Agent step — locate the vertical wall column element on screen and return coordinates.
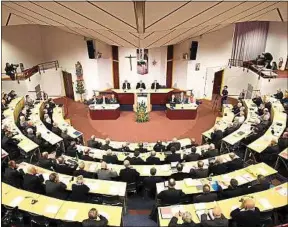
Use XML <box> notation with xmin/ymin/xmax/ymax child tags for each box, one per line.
<box><xmin>166</xmin><ymin>45</ymin><xmax>173</xmax><ymax>88</ymax></box>
<box><xmin>112</xmin><ymin>45</ymin><xmax>120</xmax><ymax>89</ymax></box>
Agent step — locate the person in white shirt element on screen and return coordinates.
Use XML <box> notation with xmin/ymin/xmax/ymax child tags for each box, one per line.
<box><xmin>234</xmin><ymin>111</ymin><xmax>245</xmax><ymax>124</ymax></box>
<box><xmin>260</xmin><ymin>108</ymin><xmax>270</xmax><ymax>121</ymax></box>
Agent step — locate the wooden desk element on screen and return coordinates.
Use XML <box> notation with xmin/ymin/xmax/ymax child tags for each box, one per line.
<box><xmin>166</xmin><ymin>104</ymin><xmax>198</xmax><ymax>120</ymax></box>
<box><xmin>275</xmin><ymin>148</ymin><xmax>288</xmax><ymax>171</ymax></box>
<box><xmin>89</xmin><ymin>104</ymin><xmax>120</xmax><ymax>120</ymax></box>
<box><xmin>158</xmin><ymin>182</ymin><xmax>287</xmax><ymax>226</ymax></box>
<box><xmin>2</xmin><ymin>97</ymin><xmax>39</xmax><ymax>153</ymax></box>
<box><xmin>29</xmin><ymin>101</ymin><xmax>63</xmax><ymax>145</ymax></box>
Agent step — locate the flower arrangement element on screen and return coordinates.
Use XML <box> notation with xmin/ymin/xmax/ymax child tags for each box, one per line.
<box><xmin>136</xmin><ymin>101</ymin><xmax>149</xmax><ymax>123</ymax></box>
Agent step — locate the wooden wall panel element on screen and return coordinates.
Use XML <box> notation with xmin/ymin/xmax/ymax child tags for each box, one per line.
<box><xmin>166</xmin><ymin>45</ymin><xmax>173</xmax><ymax>88</ymax></box>
<box><xmin>112</xmin><ymin>45</ymin><xmax>120</xmax><ymax>89</ymax></box>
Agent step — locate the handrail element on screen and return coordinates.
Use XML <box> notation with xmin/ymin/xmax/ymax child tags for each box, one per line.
<box><xmin>38</xmin><ymin>60</ymin><xmax>59</xmax><ymax>74</ymax></box>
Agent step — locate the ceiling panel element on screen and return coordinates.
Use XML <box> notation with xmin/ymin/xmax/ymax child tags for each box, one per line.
<box><xmin>2</xmin><ymin>6</ymin><xmax>11</xmax><ymax>26</ymax></box>
<box><xmin>97</xmin><ymin>30</ymin><xmax>137</xmax><ymax>47</ymax></box>
<box><xmin>8</xmin><ymin>14</ymin><xmax>35</xmax><ymax>26</ymax></box>
<box><xmin>141</xmin><ymin>30</ymin><xmax>172</xmax><ymax>48</ymax></box>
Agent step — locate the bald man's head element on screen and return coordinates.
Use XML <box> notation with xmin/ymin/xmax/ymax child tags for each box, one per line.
<box><xmin>101</xmin><ymin>161</ymin><xmax>107</xmax><ymax>169</ymax></box>
<box><xmin>197</xmin><ymin>160</ymin><xmax>204</xmax><ymax>169</ymax></box>
<box><xmin>168</xmin><ymin>178</ymin><xmax>176</xmax><ymax>188</ymax></box>
<box><xmin>244</xmin><ymin>198</ymin><xmax>255</xmax><ymax>210</ymax></box>
<box><xmin>124</xmin><ymin>160</ymin><xmax>130</xmax><ymax>168</ymax></box>
<box><xmin>28</xmin><ymin>166</ymin><xmax>37</xmax><ymax>175</ymax></box>
<box><xmin>212</xmin><ymin>207</ymin><xmax>222</xmax><ymax>218</ymax></box>
<box><xmin>151</xmin><ymin>151</ymin><xmax>156</xmax><ymax>157</ymax></box>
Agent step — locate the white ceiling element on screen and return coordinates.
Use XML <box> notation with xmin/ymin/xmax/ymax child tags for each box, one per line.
<box><xmin>2</xmin><ymin>1</ymin><xmax>288</xmax><ymax>48</ymax></box>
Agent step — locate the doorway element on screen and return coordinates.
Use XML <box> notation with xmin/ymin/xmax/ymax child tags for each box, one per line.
<box><xmin>212</xmin><ymin>70</ymin><xmax>224</xmax><ymax>95</ymax></box>
<box><xmin>62</xmin><ymin>71</ymin><xmax>75</xmax><ymax>100</ymax></box>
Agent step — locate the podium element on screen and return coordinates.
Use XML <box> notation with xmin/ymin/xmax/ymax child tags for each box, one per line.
<box><xmin>133</xmin><ymin>90</ymin><xmax>151</xmax><ymax>112</ymax></box>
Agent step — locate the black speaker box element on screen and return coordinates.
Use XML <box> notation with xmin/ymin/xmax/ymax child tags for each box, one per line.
<box><xmin>190</xmin><ymin>41</ymin><xmax>198</xmax><ymax>60</ymax></box>
<box><xmin>86</xmin><ymin>40</ymin><xmax>95</xmax><ymax>59</ymax></box>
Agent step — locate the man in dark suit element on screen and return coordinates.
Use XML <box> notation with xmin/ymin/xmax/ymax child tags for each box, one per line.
<box><xmin>182</xmin><ymin>138</ymin><xmax>198</xmax><ymax>149</ymax></box>
<box><xmin>190</xmin><ymin>161</ymin><xmax>209</xmax><ymax>179</ymax></box>
<box><xmin>169</xmin><ymin>94</ymin><xmax>178</xmax><ymax>104</ymax></box>
<box><xmin>202</xmin><ymin>144</ymin><xmax>218</xmax><ymax>159</ymax></box>
<box><xmin>51</xmin><ymin>123</ymin><xmax>62</xmax><ymax>136</ymax></box>
<box><xmin>87</xmin><ymin>135</ymin><xmax>99</xmax><ymax>148</ymax></box>
<box><xmin>252</xmin><ymin>94</ymin><xmax>263</xmax><ymax>106</ymax></box>
<box><xmin>210</xmin><ymin>127</ymin><xmax>223</xmax><ymax>149</ymax></box>
<box><xmin>242</xmin><ymin>127</ymin><xmax>261</xmax><ymax>145</ymax></box>
<box><xmin>45</xmin><ymin>172</ymin><xmax>67</xmax><ymax>200</ymax></box>
<box><xmin>4</xmin><ymin>160</ymin><xmax>23</xmax><ymax>188</ymax></box>
<box><xmin>274</xmin><ymin>89</ymin><xmax>284</xmax><ymax>100</ymax></box>
<box><xmin>226</xmin><ymin>153</ymin><xmax>243</xmax><ymax>172</ymax></box>
<box><xmin>183</xmin><ymin>146</ymin><xmax>200</xmax><ymax>162</ymax></box>
<box><xmin>223</xmin><ymin>122</ymin><xmax>240</xmax><ymax>137</ymax></box>
<box><xmin>70</xmin><ymin>175</ymin><xmax>90</xmax><ymax>202</ymax></box>
<box><xmin>168</xmin><ymin>211</ymin><xmax>196</xmax><ymax>227</ymax></box>
<box><xmin>230</xmin><ymin>198</ymin><xmax>261</xmax><ymax>227</ymax></box>
<box><xmin>219</xmin><ymin>179</ymin><xmax>245</xmax><ymax>199</ymax></box>
<box><xmin>232</xmin><ymin>102</ymin><xmax>242</xmax><ymax>116</ymax></box>
<box><xmin>108</xmin><ymin>94</ymin><xmax>118</xmax><ymax>104</ymax></box>
<box><xmin>119</xmin><ymin>160</ymin><xmax>140</xmax><ymax>184</ymax></box>
<box><xmin>66</xmin><ymin>141</ymin><xmax>79</xmax><ymax>158</ymax></box>
<box><xmin>119</xmin><ymin>142</ymin><xmax>131</xmax><ymax>153</ymax></box>
<box><xmin>122</xmin><ymin>80</ymin><xmax>131</xmax><ymax>90</ymax></box>
<box><xmin>248</xmin><ymin>175</ymin><xmax>270</xmax><ymax>193</ymax></box>
<box><xmin>73</xmin><ymin>161</ymin><xmax>93</xmax><ymax>178</ymax></box>
<box><xmin>103</xmin><ymin>149</ymin><xmax>119</xmax><ymax>164</ymax></box>
<box><xmin>194</xmin><ymin>184</ymin><xmax>217</xmax><ymax>203</ymax></box>
<box><xmin>260</xmin><ymin>139</ymin><xmax>280</xmax><ymax>164</ymax></box>
<box><xmin>166</xmin><ymin>138</ymin><xmax>181</xmax><ymax>151</ymax></box>
<box><xmin>54</xmin><ymin>156</ymin><xmax>76</xmax><ymax>175</ymax></box>
<box><xmin>165</xmin><ymin>146</ymin><xmax>181</xmax><ymax>163</ymax></box>
<box><xmin>135</xmin><ymin>142</ymin><xmax>148</xmax><ymax>153</ymax></box>
<box><xmin>146</xmin><ymin>151</ymin><xmax>161</xmax><ymax>165</ymax></box>
<box><xmin>1</xmin><ymin>131</ymin><xmax>19</xmax><ymax>155</ymax></box>
<box><xmin>157</xmin><ymin>178</ymin><xmax>185</xmax><ymax>205</ymax></box>
<box><xmin>61</xmin><ymin>128</ymin><xmax>72</xmax><ymax>148</ymax></box>
<box><xmin>201</xmin><ymin>207</ymin><xmax>229</xmax><ymax>227</ymax></box>
<box><xmin>81</xmin><ymin>148</ymin><xmax>95</xmax><ymax>161</ymax></box>
<box><xmin>136</xmin><ymin>80</ymin><xmax>146</xmax><ymax>89</ymax></box>
<box><xmin>82</xmin><ymin>208</ymin><xmax>108</xmax><ymax>227</ymax></box>
<box><xmin>143</xmin><ymin>167</ymin><xmax>164</xmax><ymax>198</ymax></box>
<box><xmin>151</xmin><ymin>80</ymin><xmax>160</xmax><ymax>90</ymax></box>
<box><xmin>101</xmin><ymin>138</ymin><xmax>113</xmax><ymax>151</ymax></box>
<box><xmin>22</xmin><ymin>166</ymin><xmax>45</xmax><ymax>194</ymax></box>
<box><xmin>38</xmin><ymin>152</ymin><xmax>54</xmax><ymax>169</ymax></box>
<box><xmin>208</xmin><ymin>157</ymin><xmax>227</xmax><ymax>176</ymax></box>
<box><xmin>178</xmin><ymin>92</ymin><xmax>188</xmax><ymax>104</ymax></box>
<box><xmin>170</xmin><ymin>163</ymin><xmax>190</xmax><ymax>181</ymax></box>
<box><xmin>127</xmin><ymin>150</ymin><xmax>145</xmax><ymax>165</ymax></box>
<box><xmin>153</xmin><ymin>140</ymin><xmax>166</xmax><ymax>152</ymax></box>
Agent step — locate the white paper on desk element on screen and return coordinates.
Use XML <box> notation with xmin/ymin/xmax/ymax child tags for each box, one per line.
<box><xmin>161</xmin><ymin>165</ymin><xmax>170</xmax><ymax>172</ymax></box>
<box><xmin>184</xmin><ymin>178</ymin><xmax>201</xmax><ymax>187</ymax></box>
<box><xmin>42</xmin><ymin>173</ymin><xmax>50</xmax><ymax>181</ymax></box>
<box><xmin>109</xmin><ymin>187</ymin><xmax>119</xmax><ymax>195</ymax></box>
<box><xmin>60</xmin><ymin>177</ymin><xmax>71</xmax><ymax>186</ymax></box>
<box><xmin>9</xmin><ymin>196</ymin><xmax>24</xmax><ymax>207</ymax></box>
<box><xmin>242</xmin><ymin>173</ymin><xmax>254</xmax><ymax>181</ymax></box>
<box><xmin>234</xmin><ymin>176</ymin><xmax>247</xmax><ymax>184</ymax></box>
<box><xmin>182</xmin><ymin>165</ymin><xmax>190</xmax><ymax>173</ymax></box>
<box><xmin>222</xmin><ymin>175</ymin><xmax>232</xmax><ymax>182</ymax></box>
<box><xmin>194</xmin><ymin>203</ymin><xmax>206</xmax><ymax>210</ymax></box>
<box><xmin>257</xmin><ymin>168</ymin><xmax>268</xmax><ymax>176</ymax></box>
<box><xmin>259</xmin><ymin>198</ymin><xmax>273</xmax><ymax>209</ymax></box>
<box><xmin>171</xmin><ymin>205</ymin><xmax>185</xmax><ymax>214</ymax></box>
<box><xmin>202</xmin><ymin>159</ymin><xmax>209</xmax><ymax>167</ymax></box>
<box><xmin>99</xmin><ymin>212</ymin><xmax>109</xmax><ymax>219</ymax></box>
<box><xmin>143</xmin><ymin>167</ymin><xmax>150</xmax><ymax>175</ymax></box>
<box><xmin>89</xmin><ymin>164</ymin><xmax>97</xmax><ymax>172</ymax></box>
<box><xmin>65</xmin><ymin>209</ymin><xmax>78</xmax><ymax>220</ymax></box>
<box><xmin>86</xmin><ymin>183</ymin><xmax>99</xmax><ymax>191</ymax></box>
<box><xmin>276</xmin><ymin>187</ymin><xmax>287</xmax><ymax>196</ymax></box>
<box><xmin>45</xmin><ymin>205</ymin><xmax>59</xmax><ymax>214</ymax></box>
<box><xmin>157</xmin><ymin>183</ymin><xmax>166</xmax><ymax>193</ymax></box>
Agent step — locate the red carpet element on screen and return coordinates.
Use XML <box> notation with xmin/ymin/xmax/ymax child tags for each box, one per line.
<box><xmin>55</xmin><ymin>98</ymin><xmax>219</xmax><ymax>144</ymax></box>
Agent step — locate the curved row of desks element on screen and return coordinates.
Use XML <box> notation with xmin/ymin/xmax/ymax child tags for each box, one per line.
<box><xmin>156</xmin><ymin>163</ymin><xmax>277</xmax><ymax>195</ymax></box>
<box><xmin>2</xmin><ymin>183</ymin><xmax>122</xmax><ymax>226</ymax></box>
<box><xmin>158</xmin><ymin>182</ymin><xmax>288</xmax><ymax>225</ymax></box>
<box><xmin>2</xmin><ymin>97</ymin><xmax>39</xmax><ymax>154</ymax></box>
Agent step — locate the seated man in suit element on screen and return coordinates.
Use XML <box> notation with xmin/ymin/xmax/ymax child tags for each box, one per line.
<box><xmin>4</xmin><ymin>160</ymin><xmax>23</xmax><ymax>188</ymax></box>
<box><xmin>136</xmin><ymin>80</ymin><xmax>146</xmax><ymax>90</ymax></box>
<box><xmin>122</xmin><ymin>80</ymin><xmax>131</xmax><ymax>90</ymax></box>
<box><xmin>170</xmin><ymin>163</ymin><xmax>190</xmax><ymax>181</ymax></box>
<box><xmin>153</xmin><ymin>140</ymin><xmax>166</xmax><ymax>152</ymax></box>
<box><xmin>146</xmin><ymin>151</ymin><xmax>161</xmax><ymax>165</ymax></box>
<box><xmin>194</xmin><ymin>184</ymin><xmax>217</xmax><ymax>203</ymax></box>
<box><xmin>45</xmin><ymin>172</ymin><xmax>67</xmax><ymax>200</ymax></box>
<box><xmin>87</xmin><ymin>135</ymin><xmax>99</xmax><ymax>148</ymax></box>
<box><xmin>51</xmin><ymin>123</ymin><xmax>62</xmax><ymax>136</ymax></box>
<box><xmin>73</xmin><ymin>161</ymin><xmax>93</xmax><ymax>178</ymax></box>
<box><xmin>101</xmin><ymin>138</ymin><xmax>113</xmax><ymax>151</ymax></box>
<box><xmin>182</xmin><ymin>138</ymin><xmax>198</xmax><ymax>149</ymax></box>
<box><xmin>210</xmin><ymin>126</ymin><xmax>223</xmax><ymax>149</ymax></box>
<box><xmin>135</xmin><ymin>142</ymin><xmax>148</xmax><ymax>153</ymax></box>
<box><xmin>143</xmin><ymin>167</ymin><xmax>164</xmax><ymax>198</ymax></box>
<box><xmin>165</xmin><ymin>146</ymin><xmax>181</xmax><ymax>163</ymax></box>
<box><xmin>54</xmin><ymin>156</ymin><xmax>77</xmax><ymax>175</ymax></box>
<box><xmin>226</xmin><ymin>153</ymin><xmax>243</xmax><ymax>172</ymax></box>
<box><xmin>151</xmin><ymin>80</ymin><xmax>160</xmax><ymax>90</ymax></box>
<box><xmin>127</xmin><ymin>150</ymin><xmax>145</xmax><ymax>165</ymax></box>
<box><xmin>70</xmin><ymin>175</ymin><xmax>90</xmax><ymax>202</ymax></box>
<box><xmin>26</xmin><ymin>128</ymin><xmax>36</xmax><ymax>142</ymax></box>
<box><xmin>177</xmin><ymin>92</ymin><xmax>188</xmax><ymax>104</ymax></box>
<box><xmin>169</xmin><ymin>94</ymin><xmax>177</xmax><ymax>104</ymax></box>
<box><xmin>252</xmin><ymin>94</ymin><xmax>263</xmax><ymax>106</ymax></box>
<box><xmin>202</xmin><ymin>144</ymin><xmax>218</xmax><ymax>159</ymax></box>
<box><xmin>248</xmin><ymin>174</ymin><xmax>270</xmax><ymax>193</ymax></box>
<box><xmin>96</xmin><ymin>161</ymin><xmax>118</xmax><ymax>180</ymax></box>
<box><xmin>108</xmin><ymin>93</ymin><xmax>118</xmax><ymax>104</ymax></box>
<box><xmin>82</xmin><ymin>208</ymin><xmax>108</xmax><ymax>227</ymax></box>
<box><xmin>278</xmin><ymin>132</ymin><xmax>288</xmax><ymax>150</ymax></box>
<box><xmin>183</xmin><ymin>146</ymin><xmax>200</xmax><ymax>162</ymax></box>
<box><xmin>119</xmin><ymin>160</ymin><xmax>140</xmax><ymax>184</ymax></box>
<box><xmin>66</xmin><ymin>141</ymin><xmax>79</xmax><ymax>158</ymax></box>
<box><xmin>61</xmin><ymin>128</ymin><xmax>72</xmax><ymax>148</ymax></box>
<box><xmin>38</xmin><ymin>152</ymin><xmax>54</xmax><ymax>169</ymax></box>
<box><xmin>166</xmin><ymin>138</ymin><xmax>181</xmax><ymax>151</ymax></box>
<box><xmin>81</xmin><ymin>148</ymin><xmax>95</xmax><ymax>161</ymax></box>
<box><xmin>201</xmin><ymin>206</ymin><xmax>228</xmax><ymax>227</ymax></box>
<box><xmin>232</xmin><ymin>102</ymin><xmax>242</xmax><ymax>116</ymax></box>
<box><xmin>157</xmin><ymin>178</ymin><xmax>186</xmax><ymax>205</ymax></box>
<box><xmin>168</xmin><ymin>211</ymin><xmax>196</xmax><ymax>227</ymax></box>
<box><xmin>208</xmin><ymin>156</ymin><xmax>227</xmax><ymax>176</ymax></box>
<box><xmin>219</xmin><ymin>178</ymin><xmax>245</xmax><ymax>199</ymax></box>
<box><xmin>119</xmin><ymin>142</ymin><xmax>131</xmax><ymax>152</ymax></box>
<box><xmin>43</xmin><ymin>113</ymin><xmax>53</xmax><ymax>131</ymax></box>
<box><xmin>274</xmin><ymin>88</ymin><xmax>284</xmax><ymax>100</ymax></box>
<box><xmin>103</xmin><ymin>149</ymin><xmax>119</xmax><ymax>164</ymax></box>
<box><xmin>22</xmin><ymin>166</ymin><xmax>45</xmax><ymax>194</ymax></box>
<box><xmin>190</xmin><ymin>160</ymin><xmax>209</xmax><ymax>179</ymax></box>
<box><xmin>230</xmin><ymin>198</ymin><xmax>261</xmax><ymax>227</ymax></box>
<box><xmin>260</xmin><ymin>139</ymin><xmax>280</xmax><ymax>164</ymax></box>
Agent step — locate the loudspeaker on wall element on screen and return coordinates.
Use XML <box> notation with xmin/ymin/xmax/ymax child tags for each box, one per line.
<box><xmin>190</xmin><ymin>41</ymin><xmax>198</xmax><ymax>60</ymax></box>
<box><xmin>86</xmin><ymin>40</ymin><xmax>95</xmax><ymax>59</ymax></box>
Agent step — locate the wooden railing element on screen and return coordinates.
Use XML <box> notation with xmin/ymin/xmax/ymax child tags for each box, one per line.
<box><xmin>38</xmin><ymin>60</ymin><xmax>59</xmax><ymax>74</ymax></box>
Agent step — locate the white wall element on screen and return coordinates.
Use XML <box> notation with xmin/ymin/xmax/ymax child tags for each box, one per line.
<box><xmin>173</xmin><ymin>25</ymin><xmax>234</xmax><ymax>99</ymax></box>
<box><xmin>265</xmin><ymin>22</ymin><xmax>288</xmax><ymax>70</ymax></box>
<box><xmin>2</xmin><ymin>25</ymin><xmax>44</xmax><ymax>70</ymax></box>
<box><xmin>118</xmin><ymin>47</ymin><xmax>167</xmax><ymax>88</ymax></box>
